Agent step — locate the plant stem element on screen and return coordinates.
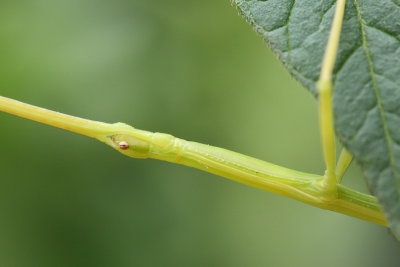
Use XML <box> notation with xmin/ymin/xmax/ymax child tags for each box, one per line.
<box><xmin>318</xmin><ymin>0</ymin><xmax>347</xmax><ymax>188</ymax></box>
<box><xmin>319</xmin><ymin>0</ymin><xmax>347</xmax><ymax>82</ymax></box>
<box><xmin>336</xmin><ymin>148</ymin><xmax>353</xmax><ymax>182</ymax></box>
<box><xmin>0</xmin><ymin>95</ymin><xmax>387</xmax><ymax>226</ymax></box>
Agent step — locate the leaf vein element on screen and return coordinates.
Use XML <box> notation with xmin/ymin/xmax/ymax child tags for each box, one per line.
<box><xmin>349</xmin><ymin>80</ymin><xmax>372</xmax><ymax>105</ymax></box>
<box><xmin>351</xmin><ymin>105</ymin><xmax>377</xmax><ymax>141</ymax></box>
<box><xmin>375</xmin><ymin>74</ymin><xmax>400</xmax><ymax>95</ymax></box>
<box><xmin>392</xmin><ymin>0</ymin><xmax>400</xmax><ymax>7</ymax></box>
<box><xmin>267</xmin><ymin>25</ymin><xmax>286</xmax><ymax>33</ymax></box>
<box><xmin>291</xmin><ymin>1</ymin><xmax>336</xmax><ymax>51</ymax></box>
<box><xmin>285</xmin><ymin>0</ymin><xmax>296</xmax><ymax>59</ymax></box>
<box><xmin>354</xmin><ymin>0</ymin><xmax>400</xmax><ymax>193</ymax></box>
<box><xmin>365</xmin><ymin>24</ymin><xmax>400</xmax><ymax>44</ymax></box>
<box><xmin>333</xmin><ymin>45</ymin><xmax>363</xmax><ymax>81</ymax></box>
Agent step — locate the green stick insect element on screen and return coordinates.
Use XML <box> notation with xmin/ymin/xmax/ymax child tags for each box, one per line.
<box><xmin>0</xmin><ymin>0</ymin><xmax>390</xmax><ymax>231</ymax></box>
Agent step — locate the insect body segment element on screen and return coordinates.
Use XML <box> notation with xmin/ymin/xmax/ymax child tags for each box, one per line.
<box><xmin>111</xmin><ymin>134</ymin><xmax>151</xmax><ymax>158</ymax></box>
<box><xmin>110</xmin><ymin>132</ymin><xmax>180</xmax><ymax>160</ymax></box>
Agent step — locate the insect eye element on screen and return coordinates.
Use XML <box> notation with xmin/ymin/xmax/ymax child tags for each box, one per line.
<box><xmin>118</xmin><ymin>141</ymin><xmax>130</xmax><ymax>150</ymax></box>
<box><xmin>111</xmin><ymin>134</ymin><xmax>150</xmax><ymax>158</ymax></box>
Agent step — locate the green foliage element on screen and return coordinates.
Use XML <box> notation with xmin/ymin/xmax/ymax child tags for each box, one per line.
<box><xmin>232</xmin><ymin>0</ymin><xmax>400</xmax><ymax>239</ymax></box>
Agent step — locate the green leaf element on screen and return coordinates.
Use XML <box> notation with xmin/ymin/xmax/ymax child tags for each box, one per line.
<box><xmin>232</xmin><ymin>0</ymin><xmax>400</xmax><ymax>238</ymax></box>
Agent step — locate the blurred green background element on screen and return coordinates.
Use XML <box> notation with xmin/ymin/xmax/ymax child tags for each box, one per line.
<box><xmin>0</xmin><ymin>0</ymin><xmax>399</xmax><ymax>266</ymax></box>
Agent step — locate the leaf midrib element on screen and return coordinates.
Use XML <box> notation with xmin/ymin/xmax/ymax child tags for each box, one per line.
<box><xmin>285</xmin><ymin>0</ymin><xmax>296</xmax><ymax>57</ymax></box>
<box><xmin>354</xmin><ymin>0</ymin><xmax>400</xmax><ymax>192</ymax></box>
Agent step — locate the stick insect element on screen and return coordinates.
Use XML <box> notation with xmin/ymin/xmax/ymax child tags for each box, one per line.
<box><xmin>0</xmin><ymin>0</ymin><xmax>389</xmax><ymax>229</ymax></box>
<box><xmin>0</xmin><ymin>91</ymin><xmax>385</xmax><ymax>226</ymax></box>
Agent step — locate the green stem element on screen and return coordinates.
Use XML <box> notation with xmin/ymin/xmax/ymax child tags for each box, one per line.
<box><xmin>336</xmin><ymin>148</ymin><xmax>353</xmax><ymax>183</ymax></box>
<box><xmin>317</xmin><ymin>0</ymin><xmax>347</xmax><ymax>188</ymax></box>
<box><xmin>0</xmin><ymin>95</ymin><xmax>387</xmax><ymax>226</ymax></box>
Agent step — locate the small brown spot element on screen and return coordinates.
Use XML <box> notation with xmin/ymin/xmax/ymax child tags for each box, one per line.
<box><xmin>119</xmin><ymin>141</ymin><xmax>130</xmax><ymax>150</ymax></box>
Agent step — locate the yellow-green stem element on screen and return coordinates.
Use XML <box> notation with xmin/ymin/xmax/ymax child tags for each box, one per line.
<box><xmin>336</xmin><ymin>148</ymin><xmax>353</xmax><ymax>182</ymax></box>
<box><xmin>318</xmin><ymin>0</ymin><xmax>347</xmax><ymax>188</ymax></box>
